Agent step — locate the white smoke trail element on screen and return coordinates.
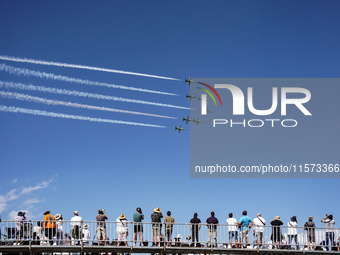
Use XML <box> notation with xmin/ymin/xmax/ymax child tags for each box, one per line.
<box><xmin>0</xmin><ymin>81</ymin><xmax>190</xmax><ymax>110</ymax></box>
<box><xmin>0</xmin><ymin>91</ymin><xmax>176</xmax><ymax>119</ymax></box>
<box><xmin>0</xmin><ymin>55</ymin><xmax>180</xmax><ymax>81</ymax></box>
<box><xmin>0</xmin><ymin>63</ymin><xmax>178</xmax><ymax>96</ymax></box>
<box><xmin>0</xmin><ymin>105</ymin><xmax>166</xmax><ymax>128</ymax></box>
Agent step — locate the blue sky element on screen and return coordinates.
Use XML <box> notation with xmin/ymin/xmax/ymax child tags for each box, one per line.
<box><xmin>0</xmin><ymin>0</ymin><xmax>339</xmax><ymax>228</ymax></box>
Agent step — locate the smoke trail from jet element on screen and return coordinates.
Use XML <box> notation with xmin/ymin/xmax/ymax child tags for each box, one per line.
<box><xmin>0</xmin><ymin>105</ymin><xmax>166</xmax><ymax>128</ymax></box>
<box><xmin>0</xmin><ymin>63</ymin><xmax>178</xmax><ymax>96</ymax></box>
<box><xmin>0</xmin><ymin>81</ymin><xmax>190</xmax><ymax>110</ymax></box>
<box><xmin>0</xmin><ymin>55</ymin><xmax>180</xmax><ymax>81</ymax></box>
<box><xmin>0</xmin><ymin>91</ymin><xmax>176</xmax><ymax>119</ymax></box>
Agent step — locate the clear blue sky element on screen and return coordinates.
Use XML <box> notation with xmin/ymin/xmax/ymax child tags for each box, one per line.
<box><xmin>0</xmin><ymin>0</ymin><xmax>339</xmax><ymax>227</ymax></box>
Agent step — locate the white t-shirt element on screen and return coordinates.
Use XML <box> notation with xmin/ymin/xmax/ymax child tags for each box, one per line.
<box><xmin>287</xmin><ymin>221</ymin><xmax>298</xmax><ymax>235</ymax></box>
<box><xmin>116</xmin><ymin>218</ymin><xmax>129</xmax><ymax>233</ymax></box>
<box><xmin>252</xmin><ymin>217</ymin><xmax>266</xmax><ymax>232</ymax></box>
<box><xmin>70</xmin><ymin>216</ymin><xmax>83</xmax><ymax>227</ymax></box>
<box><xmin>82</xmin><ymin>229</ymin><xmax>91</xmax><ymax>241</ymax></box>
<box><xmin>226</xmin><ymin>218</ymin><xmax>238</xmax><ymax>232</ymax></box>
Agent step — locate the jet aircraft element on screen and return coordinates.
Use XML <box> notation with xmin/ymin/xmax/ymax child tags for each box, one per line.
<box><xmin>185</xmin><ymin>92</ymin><xmax>196</xmax><ymax>102</ymax></box>
<box><xmin>185</xmin><ymin>76</ymin><xmax>194</xmax><ymax>86</ymax></box>
<box><xmin>182</xmin><ymin>115</ymin><xmax>192</xmax><ymax>124</ymax></box>
<box><xmin>193</xmin><ymin>117</ymin><xmax>203</xmax><ymax>126</ymax></box>
<box><xmin>175</xmin><ymin>124</ymin><xmax>185</xmax><ymax>133</ymax></box>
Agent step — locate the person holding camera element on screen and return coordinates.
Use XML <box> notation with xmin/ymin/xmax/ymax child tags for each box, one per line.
<box><xmin>133</xmin><ymin>207</ymin><xmax>144</xmax><ymax>246</ymax></box>
<box><xmin>321</xmin><ymin>214</ymin><xmax>335</xmax><ymax>251</ymax></box>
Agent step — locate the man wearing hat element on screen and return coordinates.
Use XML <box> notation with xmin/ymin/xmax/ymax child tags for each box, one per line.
<box><xmin>70</xmin><ymin>211</ymin><xmax>83</xmax><ymax>245</ymax></box>
<box><xmin>43</xmin><ymin>211</ymin><xmax>56</xmax><ymax>245</ymax></box>
<box><xmin>151</xmin><ymin>207</ymin><xmax>163</xmax><ymax>246</ymax></box>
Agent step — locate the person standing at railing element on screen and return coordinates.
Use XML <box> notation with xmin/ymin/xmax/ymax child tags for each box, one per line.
<box><xmin>190</xmin><ymin>213</ymin><xmax>201</xmax><ymax>247</ymax></box>
<box><xmin>164</xmin><ymin>211</ymin><xmax>175</xmax><ymax>246</ymax></box>
<box><xmin>55</xmin><ymin>214</ymin><xmax>64</xmax><ymax>245</ymax></box>
<box><xmin>96</xmin><ymin>209</ymin><xmax>108</xmax><ymax>244</ymax></box>
<box><xmin>15</xmin><ymin>211</ymin><xmax>26</xmax><ymax>243</ymax></box>
<box><xmin>287</xmin><ymin>216</ymin><xmax>299</xmax><ymax>250</ymax></box>
<box><xmin>226</xmin><ymin>213</ymin><xmax>238</xmax><ymax>248</ymax></box>
<box><xmin>70</xmin><ymin>211</ymin><xmax>83</xmax><ymax>245</ymax></box>
<box><xmin>238</xmin><ymin>210</ymin><xmax>252</xmax><ymax>248</ymax></box>
<box><xmin>321</xmin><ymin>214</ymin><xmax>335</xmax><ymax>251</ymax></box>
<box><xmin>206</xmin><ymin>211</ymin><xmax>219</xmax><ymax>248</ymax></box>
<box><xmin>133</xmin><ymin>207</ymin><xmax>144</xmax><ymax>246</ymax></box>
<box><xmin>43</xmin><ymin>210</ymin><xmax>56</xmax><ymax>245</ymax></box>
<box><xmin>151</xmin><ymin>207</ymin><xmax>163</xmax><ymax>246</ymax></box>
<box><xmin>304</xmin><ymin>216</ymin><xmax>315</xmax><ymax>251</ymax></box>
<box><xmin>251</xmin><ymin>213</ymin><xmax>266</xmax><ymax>249</ymax></box>
<box><xmin>116</xmin><ymin>214</ymin><xmax>129</xmax><ymax>246</ymax></box>
<box><xmin>270</xmin><ymin>216</ymin><xmax>283</xmax><ymax>249</ymax></box>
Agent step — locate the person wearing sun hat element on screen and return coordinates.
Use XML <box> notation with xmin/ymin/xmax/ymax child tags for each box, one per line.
<box><xmin>116</xmin><ymin>214</ymin><xmax>129</xmax><ymax>246</ymax></box>
<box><xmin>55</xmin><ymin>213</ymin><xmax>64</xmax><ymax>245</ymax></box>
<box><xmin>82</xmin><ymin>224</ymin><xmax>91</xmax><ymax>245</ymax></box>
<box><xmin>151</xmin><ymin>207</ymin><xmax>163</xmax><ymax>246</ymax></box>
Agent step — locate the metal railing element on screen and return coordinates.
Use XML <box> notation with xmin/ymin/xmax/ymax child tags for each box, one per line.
<box><xmin>1</xmin><ymin>220</ymin><xmax>339</xmax><ymax>251</ymax></box>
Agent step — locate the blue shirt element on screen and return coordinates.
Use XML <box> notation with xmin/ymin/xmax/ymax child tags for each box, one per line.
<box><xmin>239</xmin><ymin>215</ymin><xmax>252</xmax><ymax>230</ymax></box>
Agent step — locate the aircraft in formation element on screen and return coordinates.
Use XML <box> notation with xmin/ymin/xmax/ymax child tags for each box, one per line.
<box><xmin>182</xmin><ymin>115</ymin><xmax>192</xmax><ymax>124</ymax></box>
<box><xmin>193</xmin><ymin>117</ymin><xmax>203</xmax><ymax>126</ymax></box>
<box><xmin>185</xmin><ymin>92</ymin><xmax>196</xmax><ymax>102</ymax></box>
<box><xmin>175</xmin><ymin>124</ymin><xmax>185</xmax><ymax>134</ymax></box>
<box><xmin>185</xmin><ymin>76</ymin><xmax>194</xmax><ymax>86</ymax></box>
<box><xmin>175</xmin><ymin>77</ymin><xmax>207</xmax><ymax>133</ymax></box>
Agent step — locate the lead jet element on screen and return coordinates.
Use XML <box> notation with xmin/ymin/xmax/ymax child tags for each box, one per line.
<box><xmin>185</xmin><ymin>76</ymin><xmax>194</xmax><ymax>86</ymax></box>
<box><xmin>193</xmin><ymin>117</ymin><xmax>203</xmax><ymax>126</ymax></box>
<box><xmin>185</xmin><ymin>92</ymin><xmax>196</xmax><ymax>102</ymax></box>
<box><xmin>175</xmin><ymin>124</ymin><xmax>185</xmax><ymax>134</ymax></box>
<box><xmin>182</xmin><ymin>115</ymin><xmax>192</xmax><ymax>124</ymax></box>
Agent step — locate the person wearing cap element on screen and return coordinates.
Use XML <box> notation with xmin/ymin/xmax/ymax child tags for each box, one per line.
<box><xmin>43</xmin><ymin>211</ymin><xmax>56</xmax><ymax>245</ymax></box>
<box><xmin>304</xmin><ymin>216</ymin><xmax>315</xmax><ymax>250</ymax></box>
<box><xmin>133</xmin><ymin>207</ymin><xmax>144</xmax><ymax>246</ymax></box>
<box><xmin>164</xmin><ymin>211</ymin><xmax>175</xmax><ymax>246</ymax></box>
<box><xmin>96</xmin><ymin>209</ymin><xmax>108</xmax><ymax>244</ymax></box>
<box><xmin>116</xmin><ymin>214</ymin><xmax>129</xmax><ymax>246</ymax></box>
<box><xmin>287</xmin><ymin>216</ymin><xmax>299</xmax><ymax>250</ymax></box>
<box><xmin>151</xmin><ymin>207</ymin><xmax>163</xmax><ymax>246</ymax></box>
<box><xmin>206</xmin><ymin>211</ymin><xmax>219</xmax><ymax>247</ymax></box>
<box><xmin>270</xmin><ymin>216</ymin><xmax>283</xmax><ymax>249</ymax></box>
<box><xmin>55</xmin><ymin>214</ymin><xmax>64</xmax><ymax>245</ymax></box>
<box><xmin>70</xmin><ymin>211</ymin><xmax>83</xmax><ymax>245</ymax></box>
<box><xmin>190</xmin><ymin>213</ymin><xmax>201</xmax><ymax>247</ymax></box>
<box><xmin>251</xmin><ymin>213</ymin><xmax>266</xmax><ymax>249</ymax></box>
<box><xmin>238</xmin><ymin>210</ymin><xmax>251</xmax><ymax>248</ymax></box>
<box><xmin>321</xmin><ymin>214</ymin><xmax>335</xmax><ymax>251</ymax></box>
